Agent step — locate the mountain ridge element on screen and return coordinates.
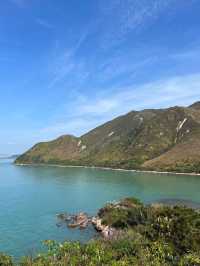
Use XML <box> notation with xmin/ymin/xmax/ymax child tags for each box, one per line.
<box><xmin>15</xmin><ymin>101</ymin><xmax>200</xmax><ymax>173</ymax></box>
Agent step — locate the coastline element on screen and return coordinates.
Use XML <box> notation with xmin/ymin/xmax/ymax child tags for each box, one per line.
<box><xmin>14</xmin><ymin>162</ymin><xmax>200</xmax><ymax>176</ymax></box>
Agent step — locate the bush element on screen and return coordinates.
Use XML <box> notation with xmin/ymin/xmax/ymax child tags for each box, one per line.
<box><xmin>0</xmin><ymin>253</ymin><xmax>13</xmax><ymax>266</ymax></box>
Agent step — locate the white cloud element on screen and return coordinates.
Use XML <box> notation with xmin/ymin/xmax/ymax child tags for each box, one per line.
<box><xmin>40</xmin><ymin>72</ymin><xmax>200</xmax><ymax>138</ymax></box>
<box><xmin>99</xmin><ymin>0</ymin><xmax>176</xmax><ymax>48</ymax></box>
<box><xmin>170</xmin><ymin>48</ymin><xmax>200</xmax><ymax>61</ymax></box>
<box><xmin>48</xmin><ymin>30</ymin><xmax>90</xmax><ymax>88</ymax></box>
<box><xmin>74</xmin><ymin>72</ymin><xmax>200</xmax><ymax>116</ymax></box>
<box><xmin>36</xmin><ymin>18</ymin><xmax>54</xmax><ymax>29</ymax></box>
<box><xmin>40</xmin><ymin>117</ymin><xmax>106</xmax><ymax>138</ymax></box>
<box><xmin>7</xmin><ymin>141</ymin><xmax>17</xmax><ymax>145</ymax></box>
<box><xmin>97</xmin><ymin>56</ymin><xmax>157</xmax><ymax>82</ymax></box>
<box><xmin>78</xmin><ymin>99</ymin><xmax>119</xmax><ymax>116</ymax></box>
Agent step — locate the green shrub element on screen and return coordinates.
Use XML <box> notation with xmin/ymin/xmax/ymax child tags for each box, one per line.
<box><xmin>0</xmin><ymin>253</ymin><xmax>13</xmax><ymax>266</ymax></box>
<box><xmin>179</xmin><ymin>253</ymin><xmax>200</xmax><ymax>266</ymax></box>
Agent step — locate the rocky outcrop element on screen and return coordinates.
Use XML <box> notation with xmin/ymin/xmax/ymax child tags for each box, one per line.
<box><xmin>57</xmin><ymin>212</ymin><xmax>116</xmax><ymax>238</ymax></box>
<box><xmin>92</xmin><ymin>217</ymin><xmax>116</xmax><ymax>238</ymax></box>
<box><xmin>57</xmin><ymin>212</ymin><xmax>91</xmax><ymax>230</ymax></box>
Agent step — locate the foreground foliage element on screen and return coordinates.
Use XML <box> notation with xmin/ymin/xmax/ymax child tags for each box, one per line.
<box><xmin>1</xmin><ymin>197</ymin><xmax>200</xmax><ymax>265</ymax></box>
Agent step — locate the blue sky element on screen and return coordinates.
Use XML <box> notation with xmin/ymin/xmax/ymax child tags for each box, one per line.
<box><xmin>1</xmin><ymin>0</ymin><xmax>200</xmax><ymax>154</ymax></box>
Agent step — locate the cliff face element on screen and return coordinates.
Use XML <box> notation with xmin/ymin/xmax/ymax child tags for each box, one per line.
<box><xmin>15</xmin><ymin>102</ymin><xmax>200</xmax><ymax>173</ymax></box>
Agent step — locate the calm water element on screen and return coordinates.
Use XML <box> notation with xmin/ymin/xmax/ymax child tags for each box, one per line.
<box><xmin>0</xmin><ymin>159</ymin><xmax>200</xmax><ymax>258</ymax></box>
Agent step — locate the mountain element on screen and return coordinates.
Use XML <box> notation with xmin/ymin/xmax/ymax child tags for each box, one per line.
<box><xmin>15</xmin><ymin>102</ymin><xmax>200</xmax><ymax>173</ymax></box>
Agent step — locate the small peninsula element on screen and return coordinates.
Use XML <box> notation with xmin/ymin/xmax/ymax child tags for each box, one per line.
<box><xmin>16</xmin><ymin>101</ymin><xmax>200</xmax><ymax>174</ymax></box>
<box><xmin>1</xmin><ymin>197</ymin><xmax>200</xmax><ymax>265</ymax></box>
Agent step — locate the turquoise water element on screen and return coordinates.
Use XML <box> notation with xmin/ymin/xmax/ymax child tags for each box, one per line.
<box><xmin>0</xmin><ymin>160</ymin><xmax>200</xmax><ymax>258</ymax></box>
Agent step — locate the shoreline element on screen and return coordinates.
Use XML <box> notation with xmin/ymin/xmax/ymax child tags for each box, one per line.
<box><xmin>15</xmin><ymin>163</ymin><xmax>200</xmax><ymax>176</ymax></box>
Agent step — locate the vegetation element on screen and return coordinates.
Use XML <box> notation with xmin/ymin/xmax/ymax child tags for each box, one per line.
<box><xmin>1</xmin><ymin>197</ymin><xmax>200</xmax><ymax>265</ymax></box>
<box><xmin>15</xmin><ymin>102</ymin><xmax>200</xmax><ymax>174</ymax></box>
<box><xmin>0</xmin><ymin>253</ymin><xmax>14</xmax><ymax>266</ymax></box>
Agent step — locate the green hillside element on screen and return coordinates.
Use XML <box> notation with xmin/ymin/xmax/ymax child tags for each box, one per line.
<box><xmin>15</xmin><ymin>102</ymin><xmax>200</xmax><ymax>173</ymax></box>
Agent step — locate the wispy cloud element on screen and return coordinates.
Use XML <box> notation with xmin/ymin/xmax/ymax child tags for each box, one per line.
<box><xmin>40</xmin><ymin>72</ymin><xmax>200</xmax><ymax>138</ymax></box>
<box><xmin>35</xmin><ymin>18</ymin><xmax>54</xmax><ymax>29</ymax></box>
<box><xmin>7</xmin><ymin>141</ymin><xmax>17</xmax><ymax>145</ymax></box>
<box><xmin>48</xmin><ymin>30</ymin><xmax>90</xmax><ymax>88</ymax></box>
<box><xmin>40</xmin><ymin>117</ymin><xmax>103</xmax><ymax>137</ymax></box>
<box><xmin>68</xmin><ymin>72</ymin><xmax>200</xmax><ymax>119</ymax></box>
<box><xmin>45</xmin><ymin>0</ymin><xmax>197</xmax><ymax>92</ymax></box>
<box><xmin>170</xmin><ymin>48</ymin><xmax>200</xmax><ymax>61</ymax></box>
<box><xmin>97</xmin><ymin>55</ymin><xmax>157</xmax><ymax>83</ymax></box>
<box><xmin>98</xmin><ymin>0</ymin><xmax>176</xmax><ymax>48</ymax></box>
<box><xmin>48</xmin><ymin>55</ymin><xmax>89</xmax><ymax>89</ymax></box>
